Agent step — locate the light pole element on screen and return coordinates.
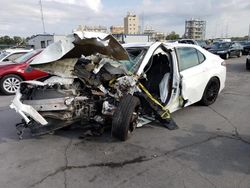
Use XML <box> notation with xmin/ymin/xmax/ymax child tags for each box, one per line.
<box><xmin>39</xmin><ymin>0</ymin><xmax>46</xmax><ymax>34</ymax></box>
<box><xmin>248</xmin><ymin>24</ymin><xmax>250</xmax><ymax>41</ymax></box>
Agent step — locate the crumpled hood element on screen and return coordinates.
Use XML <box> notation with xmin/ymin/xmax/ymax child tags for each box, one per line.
<box><xmin>30</xmin><ymin>31</ymin><xmax>129</xmax><ymax>66</ymax></box>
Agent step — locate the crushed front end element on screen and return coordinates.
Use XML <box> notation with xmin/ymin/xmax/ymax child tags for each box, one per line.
<box><xmin>10</xmin><ymin>32</ymin><xmax>174</xmax><ymax>141</ymax></box>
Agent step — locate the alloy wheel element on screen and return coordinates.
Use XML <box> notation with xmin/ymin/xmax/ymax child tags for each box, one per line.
<box><xmin>205</xmin><ymin>82</ymin><xmax>220</xmax><ymax>102</ymax></box>
<box><xmin>3</xmin><ymin>77</ymin><xmax>21</xmax><ymax>93</ymax></box>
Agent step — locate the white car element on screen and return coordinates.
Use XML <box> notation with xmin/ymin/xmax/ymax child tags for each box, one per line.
<box><xmin>0</xmin><ymin>48</ymin><xmax>33</xmax><ymax>62</ymax></box>
<box><xmin>10</xmin><ymin>32</ymin><xmax>226</xmax><ymax>140</ymax></box>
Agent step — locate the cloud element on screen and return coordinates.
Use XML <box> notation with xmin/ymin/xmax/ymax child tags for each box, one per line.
<box><xmin>138</xmin><ymin>0</ymin><xmax>250</xmax><ymax>38</ymax></box>
<box><xmin>43</xmin><ymin>0</ymin><xmax>102</xmax><ymax>12</ymax></box>
<box><xmin>0</xmin><ymin>0</ymin><xmax>249</xmax><ymax>38</ymax></box>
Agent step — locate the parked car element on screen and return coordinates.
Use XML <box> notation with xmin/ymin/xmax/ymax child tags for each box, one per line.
<box><xmin>246</xmin><ymin>54</ymin><xmax>250</xmax><ymax>70</ymax></box>
<box><xmin>0</xmin><ymin>49</ymin><xmax>48</xmax><ymax>95</ymax></box>
<box><xmin>208</xmin><ymin>42</ymin><xmax>243</xmax><ymax>59</ymax></box>
<box><xmin>196</xmin><ymin>40</ymin><xmax>210</xmax><ymax>49</ymax></box>
<box><xmin>0</xmin><ymin>49</ymin><xmax>33</xmax><ymax>62</ymax></box>
<box><xmin>10</xmin><ymin>32</ymin><xmax>226</xmax><ymax>140</ymax></box>
<box><xmin>242</xmin><ymin>41</ymin><xmax>250</xmax><ymax>55</ymax></box>
<box><xmin>238</xmin><ymin>41</ymin><xmax>247</xmax><ymax>46</ymax></box>
<box><xmin>178</xmin><ymin>39</ymin><xmax>199</xmax><ymax>45</ymax></box>
<box><xmin>178</xmin><ymin>39</ymin><xmax>209</xmax><ymax>50</ymax></box>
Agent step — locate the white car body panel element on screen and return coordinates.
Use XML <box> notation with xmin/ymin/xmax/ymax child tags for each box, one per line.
<box><xmin>177</xmin><ymin>45</ymin><xmax>225</xmax><ymax>107</ymax></box>
<box><xmin>10</xmin><ymin>89</ymin><xmax>48</xmax><ymax>125</ymax></box>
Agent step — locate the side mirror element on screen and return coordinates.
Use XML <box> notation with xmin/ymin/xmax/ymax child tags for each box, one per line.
<box><xmin>3</xmin><ymin>58</ymin><xmax>9</xmax><ymax>62</ymax></box>
<box><xmin>25</xmin><ymin>66</ymin><xmax>33</xmax><ymax>72</ymax></box>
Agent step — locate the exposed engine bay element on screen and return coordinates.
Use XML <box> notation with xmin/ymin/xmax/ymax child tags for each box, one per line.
<box><xmin>10</xmin><ymin>32</ymin><xmax>178</xmax><ymax>141</ymax></box>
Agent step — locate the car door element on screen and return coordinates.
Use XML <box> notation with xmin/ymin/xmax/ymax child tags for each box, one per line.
<box><xmin>176</xmin><ymin>47</ymin><xmax>209</xmax><ymax>106</ymax></box>
<box><xmin>230</xmin><ymin>43</ymin><xmax>237</xmax><ymax>56</ymax></box>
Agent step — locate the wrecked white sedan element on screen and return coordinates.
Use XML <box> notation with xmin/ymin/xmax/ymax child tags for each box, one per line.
<box><xmin>10</xmin><ymin>32</ymin><xmax>226</xmax><ymax>141</ymax></box>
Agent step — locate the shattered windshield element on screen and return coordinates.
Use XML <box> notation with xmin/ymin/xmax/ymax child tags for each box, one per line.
<box><xmin>121</xmin><ymin>47</ymin><xmax>148</xmax><ymax>73</ymax></box>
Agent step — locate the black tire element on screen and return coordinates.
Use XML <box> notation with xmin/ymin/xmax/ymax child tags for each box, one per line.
<box><xmin>112</xmin><ymin>95</ymin><xmax>140</xmax><ymax>141</ymax></box>
<box><xmin>200</xmin><ymin>77</ymin><xmax>220</xmax><ymax>106</ymax></box>
<box><xmin>238</xmin><ymin>51</ymin><xmax>242</xmax><ymax>58</ymax></box>
<box><xmin>246</xmin><ymin>60</ymin><xmax>250</xmax><ymax>70</ymax></box>
<box><xmin>0</xmin><ymin>74</ymin><xmax>22</xmax><ymax>95</ymax></box>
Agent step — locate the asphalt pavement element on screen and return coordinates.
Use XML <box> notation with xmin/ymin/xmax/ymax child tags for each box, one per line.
<box><xmin>0</xmin><ymin>56</ymin><xmax>249</xmax><ymax>188</ymax></box>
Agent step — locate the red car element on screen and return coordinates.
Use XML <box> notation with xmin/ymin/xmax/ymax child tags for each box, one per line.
<box><xmin>0</xmin><ymin>49</ymin><xmax>48</xmax><ymax>95</ymax></box>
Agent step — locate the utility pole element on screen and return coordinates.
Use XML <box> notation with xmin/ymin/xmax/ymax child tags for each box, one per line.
<box><xmin>39</xmin><ymin>0</ymin><xmax>46</xmax><ymax>34</ymax></box>
<box><xmin>248</xmin><ymin>24</ymin><xmax>250</xmax><ymax>40</ymax></box>
<box><xmin>225</xmin><ymin>23</ymin><xmax>229</xmax><ymax>38</ymax></box>
<box><xmin>141</xmin><ymin>11</ymin><xmax>144</xmax><ymax>34</ymax></box>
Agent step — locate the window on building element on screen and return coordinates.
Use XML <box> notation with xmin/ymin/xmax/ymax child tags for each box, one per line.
<box><xmin>41</xmin><ymin>41</ymin><xmax>46</xmax><ymax>48</ymax></box>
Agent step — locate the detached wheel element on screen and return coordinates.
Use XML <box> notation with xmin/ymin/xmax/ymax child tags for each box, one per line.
<box><xmin>112</xmin><ymin>95</ymin><xmax>140</xmax><ymax>141</ymax></box>
<box><xmin>200</xmin><ymin>77</ymin><xmax>220</xmax><ymax>106</ymax></box>
<box><xmin>0</xmin><ymin>74</ymin><xmax>22</xmax><ymax>95</ymax></box>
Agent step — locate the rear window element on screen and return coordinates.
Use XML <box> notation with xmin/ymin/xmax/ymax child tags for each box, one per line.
<box><xmin>176</xmin><ymin>47</ymin><xmax>199</xmax><ymax>71</ymax></box>
<box><xmin>197</xmin><ymin>50</ymin><xmax>205</xmax><ymax>63</ymax></box>
<box><xmin>14</xmin><ymin>50</ymin><xmax>39</xmax><ymax>64</ymax></box>
<box><xmin>176</xmin><ymin>47</ymin><xmax>205</xmax><ymax>71</ymax></box>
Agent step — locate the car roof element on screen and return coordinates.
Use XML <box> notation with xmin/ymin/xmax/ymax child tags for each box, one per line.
<box><xmin>4</xmin><ymin>48</ymin><xmax>33</xmax><ymax>53</ymax></box>
<box><xmin>122</xmin><ymin>42</ymin><xmax>154</xmax><ymax>48</ymax></box>
<box><xmin>123</xmin><ymin>42</ymin><xmax>200</xmax><ymax>48</ymax></box>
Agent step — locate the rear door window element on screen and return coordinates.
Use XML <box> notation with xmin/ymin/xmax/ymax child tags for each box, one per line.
<box><xmin>176</xmin><ymin>47</ymin><xmax>201</xmax><ymax>71</ymax></box>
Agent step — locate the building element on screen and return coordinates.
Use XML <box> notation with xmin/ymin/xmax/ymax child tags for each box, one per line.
<box><xmin>74</xmin><ymin>25</ymin><xmax>108</xmax><ymax>33</ymax></box>
<box><xmin>110</xmin><ymin>26</ymin><xmax>124</xmax><ymax>34</ymax></box>
<box><xmin>113</xmin><ymin>34</ymin><xmax>150</xmax><ymax>43</ymax></box>
<box><xmin>144</xmin><ymin>26</ymin><xmax>167</xmax><ymax>42</ymax></box>
<box><xmin>153</xmin><ymin>32</ymin><xmax>167</xmax><ymax>42</ymax></box>
<box><xmin>124</xmin><ymin>12</ymin><xmax>139</xmax><ymax>34</ymax></box>
<box><xmin>184</xmin><ymin>19</ymin><xmax>206</xmax><ymax>39</ymax></box>
<box><xmin>27</xmin><ymin>34</ymin><xmax>66</xmax><ymax>49</ymax></box>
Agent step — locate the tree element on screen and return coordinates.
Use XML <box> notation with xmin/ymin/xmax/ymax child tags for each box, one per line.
<box><xmin>13</xmin><ymin>36</ymin><xmax>23</xmax><ymax>45</ymax></box>
<box><xmin>0</xmin><ymin>35</ymin><xmax>26</xmax><ymax>46</ymax></box>
<box><xmin>165</xmin><ymin>31</ymin><xmax>180</xmax><ymax>40</ymax></box>
<box><xmin>2</xmin><ymin>35</ymin><xmax>13</xmax><ymax>45</ymax></box>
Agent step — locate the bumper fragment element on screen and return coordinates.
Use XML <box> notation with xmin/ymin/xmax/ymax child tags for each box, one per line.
<box><xmin>9</xmin><ymin>91</ymin><xmax>48</xmax><ymax>126</ymax></box>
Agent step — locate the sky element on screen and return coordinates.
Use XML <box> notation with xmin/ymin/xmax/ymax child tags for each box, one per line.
<box><xmin>0</xmin><ymin>0</ymin><xmax>250</xmax><ymax>38</ymax></box>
